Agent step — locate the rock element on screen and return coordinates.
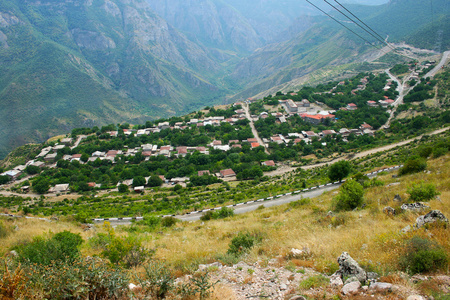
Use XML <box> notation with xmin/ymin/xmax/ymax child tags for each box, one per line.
<box><xmin>289</xmin><ymin>296</ymin><xmax>306</xmax><ymax>300</ymax></box>
<box><xmin>8</xmin><ymin>250</ymin><xmax>18</xmax><ymax>257</ymax></box>
<box><xmin>369</xmin><ymin>282</ymin><xmax>393</xmax><ymax>292</ymax></box>
<box><xmin>383</xmin><ymin>206</ymin><xmax>396</xmax><ymax>216</ymax></box>
<box><xmin>344</xmin><ymin>276</ymin><xmax>360</xmax><ymax>285</ymax></box>
<box><xmin>289</xmin><ymin>247</ymin><xmax>310</xmax><ymax>259</ymax></box>
<box><xmin>393</xmin><ymin>194</ymin><xmax>402</xmax><ymax>201</ymax></box>
<box><xmin>415</xmin><ymin>210</ymin><xmax>449</xmax><ymax>228</ymax></box>
<box><xmin>406</xmin><ymin>296</ymin><xmax>425</xmax><ymax>300</ymax></box>
<box><xmin>367</xmin><ymin>272</ymin><xmax>379</xmax><ymax>281</ymax></box>
<box><xmin>401</xmin><ymin>202</ymin><xmax>429</xmax><ymax>211</ymax></box>
<box><xmin>128</xmin><ymin>283</ymin><xmax>138</xmax><ymax>290</ymax></box>
<box><xmin>280</xmin><ymin>283</ymin><xmax>287</xmax><ymax>290</ymax></box>
<box><xmin>330</xmin><ymin>274</ymin><xmax>343</xmax><ymax>287</ymax></box>
<box><xmin>334</xmin><ymin>252</ymin><xmax>367</xmax><ymax>283</ymax></box>
<box><xmin>401</xmin><ymin>225</ymin><xmax>411</xmax><ymax>233</ymax></box>
<box><xmin>342</xmin><ymin>281</ymin><xmax>361</xmax><ymax>295</ymax></box>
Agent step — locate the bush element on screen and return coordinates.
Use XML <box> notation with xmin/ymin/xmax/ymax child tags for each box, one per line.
<box><xmin>27</xmin><ymin>258</ymin><xmax>129</xmax><ymax>299</ymax></box>
<box><xmin>399</xmin><ymin>156</ymin><xmax>427</xmax><ymax>176</ymax></box>
<box><xmin>200</xmin><ymin>207</ymin><xmax>234</xmax><ymax>221</ymax></box>
<box><xmin>161</xmin><ymin>216</ymin><xmax>177</xmax><ymax>228</ymax></box>
<box><xmin>328</xmin><ymin>161</ymin><xmax>351</xmax><ymax>182</ymax></box>
<box><xmin>15</xmin><ymin>231</ymin><xmax>83</xmax><ymax>265</ymax></box>
<box><xmin>399</xmin><ymin>236</ymin><xmax>448</xmax><ymax>274</ymax></box>
<box><xmin>334</xmin><ymin>179</ymin><xmax>364</xmax><ymax>211</ymax></box>
<box><xmin>289</xmin><ymin>197</ymin><xmax>311</xmax><ymax>208</ymax></box>
<box><xmin>407</xmin><ymin>182</ymin><xmax>440</xmax><ymax>202</ymax></box>
<box><xmin>227</xmin><ymin>232</ymin><xmax>262</xmax><ymax>256</ymax></box>
<box><xmin>135</xmin><ymin>261</ymin><xmax>175</xmax><ymax>299</ymax></box>
<box><xmin>118</xmin><ymin>184</ymin><xmax>128</xmax><ymax>193</ymax></box>
<box><xmin>92</xmin><ymin>225</ymin><xmax>152</xmax><ymax>268</ymax></box>
<box><xmin>432</xmin><ymin>147</ymin><xmax>448</xmax><ymax>158</ymax></box>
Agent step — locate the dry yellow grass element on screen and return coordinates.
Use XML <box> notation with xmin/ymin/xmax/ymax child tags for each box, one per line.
<box><xmin>1</xmin><ymin>155</ymin><xmax>449</xmax><ymax>279</ymax></box>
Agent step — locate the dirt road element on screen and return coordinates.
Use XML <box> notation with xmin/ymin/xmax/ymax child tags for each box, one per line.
<box><xmin>243</xmin><ymin>102</ymin><xmax>270</xmax><ymax>154</ymax></box>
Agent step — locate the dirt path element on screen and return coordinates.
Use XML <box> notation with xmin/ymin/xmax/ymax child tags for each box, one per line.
<box><xmin>243</xmin><ymin>102</ymin><xmax>270</xmax><ymax>154</ymax></box>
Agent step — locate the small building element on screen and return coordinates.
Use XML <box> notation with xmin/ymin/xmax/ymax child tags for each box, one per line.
<box><xmin>61</xmin><ymin>138</ymin><xmax>73</xmax><ymax>145</ymax></box>
<box><xmin>198</xmin><ymin>170</ymin><xmax>210</xmax><ymax>176</ymax></box>
<box><xmin>44</xmin><ymin>153</ymin><xmax>58</xmax><ymax>162</ymax></box>
<box><xmin>251</xmin><ymin>142</ymin><xmax>260</xmax><ymax>148</ymax></box>
<box><xmin>50</xmin><ymin>184</ymin><xmax>70</xmax><ymax>193</ymax></box>
<box><xmin>261</xmin><ymin>160</ymin><xmax>275</xmax><ymax>167</ymax></box>
<box><xmin>367</xmin><ymin>101</ymin><xmax>378</xmax><ymax>107</ymax></box>
<box><xmin>347</xmin><ymin>103</ymin><xmax>358</xmax><ymax>110</ymax></box>
<box><xmin>220</xmin><ymin>169</ymin><xmax>236</xmax><ymax>178</ymax></box>
<box><xmin>285</xmin><ymin>99</ymin><xmax>298</xmax><ymax>113</ymax></box>
<box><xmin>2</xmin><ymin>170</ymin><xmax>22</xmax><ymax>180</ymax></box>
<box><xmin>360</xmin><ymin>123</ymin><xmax>373</xmax><ymax>130</ymax></box>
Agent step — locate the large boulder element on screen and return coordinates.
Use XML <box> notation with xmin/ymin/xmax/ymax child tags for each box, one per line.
<box><xmin>401</xmin><ymin>203</ymin><xmax>429</xmax><ymax>211</ymax></box>
<box><xmin>342</xmin><ymin>281</ymin><xmax>361</xmax><ymax>295</ymax></box>
<box><xmin>333</xmin><ymin>252</ymin><xmax>367</xmax><ymax>283</ymax></box>
<box><xmin>415</xmin><ymin>210</ymin><xmax>448</xmax><ymax>228</ymax></box>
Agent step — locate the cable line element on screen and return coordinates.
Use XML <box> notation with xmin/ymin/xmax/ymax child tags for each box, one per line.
<box><xmin>332</xmin><ymin>0</ymin><xmax>395</xmax><ymax>50</ymax></box>
<box><xmin>305</xmin><ymin>0</ymin><xmax>383</xmax><ymax>51</ymax></box>
<box><xmin>324</xmin><ymin>0</ymin><xmax>395</xmax><ymax>50</ymax></box>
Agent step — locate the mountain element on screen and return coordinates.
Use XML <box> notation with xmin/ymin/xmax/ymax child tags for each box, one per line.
<box><xmin>227</xmin><ymin>0</ymin><xmax>449</xmax><ymax>99</ymax></box>
<box><xmin>0</xmin><ymin>0</ymin><xmax>228</xmax><ymax>158</ymax></box>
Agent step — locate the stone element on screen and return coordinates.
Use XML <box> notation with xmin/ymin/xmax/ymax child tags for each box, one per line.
<box><xmin>289</xmin><ymin>296</ymin><xmax>306</xmax><ymax>300</ymax></box>
<box><xmin>330</xmin><ymin>274</ymin><xmax>343</xmax><ymax>287</ymax></box>
<box><xmin>367</xmin><ymin>272</ymin><xmax>379</xmax><ymax>281</ymax></box>
<box><xmin>8</xmin><ymin>250</ymin><xmax>18</xmax><ymax>257</ymax></box>
<box><xmin>279</xmin><ymin>283</ymin><xmax>287</xmax><ymax>290</ymax></box>
<box><xmin>401</xmin><ymin>202</ymin><xmax>429</xmax><ymax>211</ymax></box>
<box><xmin>406</xmin><ymin>296</ymin><xmax>425</xmax><ymax>300</ymax></box>
<box><xmin>415</xmin><ymin>210</ymin><xmax>449</xmax><ymax>228</ymax></box>
<box><xmin>344</xmin><ymin>276</ymin><xmax>360</xmax><ymax>285</ymax></box>
<box><xmin>289</xmin><ymin>247</ymin><xmax>310</xmax><ymax>259</ymax></box>
<box><xmin>334</xmin><ymin>252</ymin><xmax>367</xmax><ymax>283</ymax></box>
<box><xmin>369</xmin><ymin>282</ymin><xmax>392</xmax><ymax>292</ymax></box>
<box><xmin>383</xmin><ymin>206</ymin><xmax>396</xmax><ymax>216</ymax></box>
<box><xmin>128</xmin><ymin>283</ymin><xmax>138</xmax><ymax>290</ymax></box>
<box><xmin>393</xmin><ymin>194</ymin><xmax>402</xmax><ymax>201</ymax></box>
<box><xmin>342</xmin><ymin>281</ymin><xmax>361</xmax><ymax>295</ymax></box>
<box><xmin>401</xmin><ymin>225</ymin><xmax>411</xmax><ymax>233</ymax></box>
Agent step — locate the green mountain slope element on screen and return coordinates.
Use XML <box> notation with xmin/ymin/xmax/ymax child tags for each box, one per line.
<box><xmin>0</xmin><ymin>0</ymin><xmax>228</xmax><ymax>158</ymax></box>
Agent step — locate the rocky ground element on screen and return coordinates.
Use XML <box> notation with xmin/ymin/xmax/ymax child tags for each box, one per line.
<box><xmin>190</xmin><ymin>252</ymin><xmax>450</xmax><ymax>300</ymax></box>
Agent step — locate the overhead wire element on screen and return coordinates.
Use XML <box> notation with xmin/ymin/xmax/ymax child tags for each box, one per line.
<box><xmin>322</xmin><ymin>0</ymin><xmax>393</xmax><ymax>50</ymax></box>
<box><xmin>304</xmin><ymin>0</ymin><xmax>383</xmax><ymax>51</ymax></box>
<box><xmin>331</xmin><ymin>0</ymin><xmax>395</xmax><ymax>50</ymax></box>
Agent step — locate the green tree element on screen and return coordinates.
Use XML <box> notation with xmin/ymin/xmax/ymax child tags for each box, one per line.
<box><xmin>0</xmin><ymin>175</ymin><xmax>10</xmax><ymax>185</ymax></box>
<box><xmin>148</xmin><ymin>175</ymin><xmax>163</xmax><ymax>187</ymax></box>
<box><xmin>328</xmin><ymin>161</ymin><xmax>351</xmax><ymax>182</ymax></box>
<box><xmin>32</xmin><ymin>177</ymin><xmax>50</xmax><ymax>194</ymax></box>
<box><xmin>399</xmin><ymin>156</ymin><xmax>427</xmax><ymax>176</ymax></box>
<box><xmin>118</xmin><ymin>184</ymin><xmax>129</xmax><ymax>193</ymax></box>
<box><xmin>334</xmin><ymin>179</ymin><xmax>364</xmax><ymax>211</ymax></box>
<box><xmin>132</xmin><ymin>176</ymin><xmax>146</xmax><ymax>187</ymax></box>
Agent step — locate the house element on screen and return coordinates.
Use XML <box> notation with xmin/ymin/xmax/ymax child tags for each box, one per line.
<box><xmin>302</xmin><ymin>131</ymin><xmax>318</xmax><ymax>138</ymax></box>
<box><xmin>300</xmin><ymin>113</ymin><xmax>335</xmax><ymax>125</ymax></box>
<box><xmin>246</xmin><ymin>138</ymin><xmax>258</xmax><ymax>143</ymax></box>
<box><xmin>50</xmin><ymin>184</ymin><xmax>70</xmax><ymax>193</ymax></box>
<box><xmin>251</xmin><ymin>142</ymin><xmax>260</xmax><ymax>148</ymax></box>
<box><xmin>367</xmin><ymin>101</ymin><xmax>378</xmax><ymax>107</ymax></box>
<box><xmin>270</xmin><ymin>136</ymin><xmax>283</xmax><ymax>144</ymax></box>
<box><xmin>300</xmin><ymin>99</ymin><xmax>310</xmax><ymax>107</ymax></box>
<box><xmin>53</xmin><ymin>145</ymin><xmax>66</xmax><ymax>151</ymax></box>
<box><xmin>339</xmin><ymin>128</ymin><xmax>351</xmax><ymax>136</ymax></box>
<box><xmin>320</xmin><ymin>130</ymin><xmax>336</xmax><ymax>136</ymax></box>
<box><xmin>198</xmin><ymin>170</ymin><xmax>210</xmax><ymax>176</ymax></box>
<box><xmin>30</xmin><ymin>161</ymin><xmax>45</xmax><ymax>168</ymax></box>
<box><xmin>44</xmin><ymin>153</ymin><xmax>58</xmax><ymax>162</ymax></box>
<box><xmin>285</xmin><ymin>99</ymin><xmax>298</xmax><ymax>113</ymax></box>
<box><xmin>347</xmin><ymin>103</ymin><xmax>358</xmax><ymax>110</ymax></box>
<box><xmin>2</xmin><ymin>170</ymin><xmax>22</xmax><ymax>180</ymax></box>
<box><xmin>134</xmin><ymin>186</ymin><xmax>145</xmax><ymax>193</ymax></box>
<box><xmin>360</xmin><ymin>123</ymin><xmax>373</xmax><ymax>130</ymax></box>
<box><xmin>261</xmin><ymin>160</ymin><xmax>275</xmax><ymax>167</ymax></box>
<box><xmin>228</xmin><ymin>140</ymin><xmax>239</xmax><ymax>145</ymax></box>
<box><xmin>220</xmin><ymin>169</ymin><xmax>236</xmax><ymax>178</ymax></box>
<box><xmin>158</xmin><ymin>122</ymin><xmax>170</xmax><ymax>130</ymax></box>
<box><xmin>92</xmin><ymin>151</ymin><xmax>106</xmax><ymax>157</ymax></box>
<box><xmin>61</xmin><ymin>138</ymin><xmax>73</xmax><ymax>145</ymax></box>
<box><xmin>177</xmin><ymin>147</ymin><xmax>188</xmax><ymax>157</ymax></box>
<box><xmin>231</xmin><ymin>144</ymin><xmax>242</xmax><ymax>149</ymax></box>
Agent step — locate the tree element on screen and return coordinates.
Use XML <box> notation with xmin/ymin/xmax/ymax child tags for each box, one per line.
<box><xmin>32</xmin><ymin>177</ymin><xmax>50</xmax><ymax>194</ymax></box>
<box><xmin>132</xmin><ymin>176</ymin><xmax>146</xmax><ymax>187</ymax></box>
<box><xmin>0</xmin><ymin>175</ymin><xmax>10</xmax><ymax>185</ymax></box>
<box><xmin>148</xmin><ymin>175</ymin><xmax>163</xmax><ymax>187</ymax></box>
<box><xmin>118</xmin><ymin>184</ymin><xmax>129</xmax><ymax>193</ymax></box>
<box><xmin>399</xmin><ymin>156</ymin><xmax>427</xmax><ymax>176</ymax></box>
<box><xmin>328</xmin><ymin>161</ymin><xmax>351</xmax><ymax>182</ymax></box>
<box><xmin>25</xmin><ymin>165</ymin><xmax>40</xmax><ymax>175</ymax></box>
<box><xmin>334</xmin><ymin>179</ymin><xmax>364</xmax><ymax>211</ymax></box>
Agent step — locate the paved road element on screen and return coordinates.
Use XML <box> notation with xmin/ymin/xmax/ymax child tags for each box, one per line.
<box><xmin>175</xmin><ymin>166</ymin><xmax>402</xmax><ymax>222</ymax></box>
<box><xmin>425</xmin><ymin>51</ymin><xmax>450</xmax><ymax>78</ymax></box>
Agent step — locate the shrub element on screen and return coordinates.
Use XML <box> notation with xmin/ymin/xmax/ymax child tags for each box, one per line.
<box><xmin>161</xmin><ymin>216</ymin><xmax>177</xmax><ymax>228</ymax></box>
<box><xmin>399</xmin><ymin>236</ymin><xmax>448</xmax><ymax>274</ymax></box>
<box><xmin>399</xmin><ymin>156</ymin><xmax>427</xmax><ymax>176</ymax></box>
<box><xmin>142</xmin><ymin>215</ymin><xmax>161</xmax><ymax>228</ymax></box>
<box><xmin>200</xmin><ymin>207</ymin><xmax>234</xmax><ymax>221</ymax></box>
<box><xmin>432</xmin><ymin>147</ymin><xmax>447</xmax><ymax>158</ymax></box>
<box><xmin>135</xmin><ymin>261</ymin><xmax>175</xmax><ymax>299</ymax></box>
<box><xmin>15</xmin><ymin>231</ymin><xmax>83</xmax><ymax>265</ymax></box>
<box><xmin>92</xmin><ymin>225</ymin><xmax>153</xmax><ymax>268</ymax></box>
<box><xmin>289</xmin><ymin>197</ymin><xmax>311</xmax><ymax>208</ymax></box>
<box><xmin>328</xmin><ymin>161</ymin><xmax>351</xmax><ymax>182</ymax></box>
<box><xmin>227</xmin><ymin>232</ymin><xmax>262</xmax><ymax>256</ymax></box>
<box><xmin>118</xmin><ymin>184</ymin><xmax>128</xmax><ymax>193</ymax></box>
<box><xmin>0</xmin><ymin>259</ymin><xmax>34</xmax><ymax>299</ymax></box>
<box><xmin>334</xmin><ymin>179</ymin><xmax>364</xmax><ymax>211</ymax></box>
<box><xmin>27</xmin><ymin>258</ymin><xmax>129</xmax><ymax>299</ymax></box>
<box><xmin>407</xmin><ymin>182</ymin><xmax>440</xmax><ymax>202</ymax></box>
